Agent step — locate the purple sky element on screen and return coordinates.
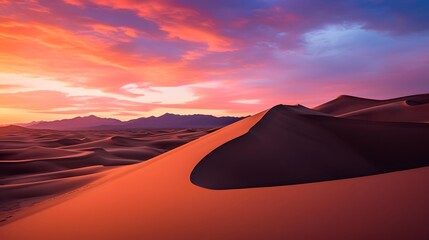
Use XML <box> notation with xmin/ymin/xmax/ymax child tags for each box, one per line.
<box><xmin>0</xmin><ymin>0</ymin><xmax>428</xmax><ymax>123</ymax></box>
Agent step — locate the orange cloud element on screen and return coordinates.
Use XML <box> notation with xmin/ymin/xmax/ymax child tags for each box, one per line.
<box><xmin>84</xmin><ymin>0</ymin><xmax>236</xmax><ymax>51</ymax></box>
<box><xmin>0</xmin><ymin>84</ymin><xmax>21</xmax><ymax>89</ymax></box>
<box><xmin>88</xmin><ymin>23</ymin><xmax>139</xmax><ymax>41</ymax></box>
<box><xmin>1</xmin><ymin>0</ymin><xmax>427</xmax><ymax>124</ymax></box>
<box><xmin>0</xmin><ymin>19</ymin><xmax>201</xmax><ymax>92</ymax></box>
<box><xmin>0</xmin><ymin>21</ymin><xmax>132</xmax><ymax>69</ymax></box>
<box><xmin>0</xmin><ymin>90</ymin><xmax>75</xmax><ymax>110</ymax></box>
<box><xmin>63</xmin><ymin>0</ymin><xmax>84</xmax><ymax>7</ymax></box>
<box><xmin>0</xmin><ymin>89</ymin><xmax>157</xmax><ymax>113</ymax></box>
<box><xmin>0</xmin><ymin>0</ymin><xmax>241</xmax><ymax>97</ymax></box>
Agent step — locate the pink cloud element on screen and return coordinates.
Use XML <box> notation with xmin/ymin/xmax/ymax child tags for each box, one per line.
<box><xmin>0</xmin><ymin>0</ymin><xmax>428</xmax><ymax>123</ymax></box>
<box><xmin>0</xmin><ymin>90</ymin><xmax>156</xmax><ymax>113</ymax></box>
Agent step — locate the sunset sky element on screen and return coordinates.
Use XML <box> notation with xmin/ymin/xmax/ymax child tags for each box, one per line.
<box><xmin>1</xmin><ymin>0</ymin><xmax>428</xmax><ymax>124</ymax></box>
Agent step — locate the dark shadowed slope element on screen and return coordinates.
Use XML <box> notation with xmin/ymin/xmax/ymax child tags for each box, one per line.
<box><xmin>315</xmin><ymin>93</ymin><xmax>429</xmax><ymax>119</ymax></box>
<box><xmin>191</xmin><ymin>104</ymin><xmax>429</xmax><ymax>189</ymax></box>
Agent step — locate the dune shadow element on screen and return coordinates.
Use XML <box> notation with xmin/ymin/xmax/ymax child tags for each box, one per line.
<box><xmin>191</xmin><ymin>105</ymin><xmax>429</xmax><ymax>190</ymax></box>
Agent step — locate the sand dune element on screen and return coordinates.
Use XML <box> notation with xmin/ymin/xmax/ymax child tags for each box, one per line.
<box><xmin>0</xmin><ymin>127</ymin><xmax>212</xmax><ymax>224</ymax></box>
<box><xmin>315</xmin><ymin>93</ymin><xmax>429</xmax><ymax>118</ymax></box>
<box><xmin>60</xmin><ymin>136</ymin><xmax>150</xmax><ymax>149</ymax></box>
<box><xmin>339</xmin><ymin>100</ymin><xmax>429</xmax><ymax>122</ymax></box>
<box><xmin>107</xmin><ymin>147</ymin><xmax>165</xmax><ymax>160</ymax></box>
<box><xmin>0</xmin><ymin>95</ymin><xmax>428</xmax><ymax>239</ymax></box>
<box><xmin>0</xmin><ymin>166</ymin><xmax>105</xmax><ymax>185</ymax></box>
<box><xmin>0</xmin><ymin>146</ymin><xmax>79</xmax><ymax>160</ymax></box>
<box><xmin>191</xmin><ymin>105</ymin><xmax>429</xmax><ymax>189</ymax></box>
<box><xmin>315</xmin><ymin>95</ymin><xmax>381</xmax><ymax>115</ymax></box>
<box><xmin>0</xmin><ymin>171</ymin><xmax>108</xmax><ymax>227</ymax></box>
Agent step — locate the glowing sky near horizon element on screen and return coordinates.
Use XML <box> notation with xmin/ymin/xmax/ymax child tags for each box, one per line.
<box><xmin>1</xmin><ymin>0</ymin><xmax>429</xmax><ymax>124</ymax></box>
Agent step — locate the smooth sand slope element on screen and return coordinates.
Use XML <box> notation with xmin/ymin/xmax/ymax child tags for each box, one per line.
<box><xmin>1</xmin><ymin>95</ymin><xmax>428</xmax><ymax>240</ymax></box>
<box><xmin>0</xmin><ymin>127</ymin><xmax>212</xmax><ymax>223</ymax></box>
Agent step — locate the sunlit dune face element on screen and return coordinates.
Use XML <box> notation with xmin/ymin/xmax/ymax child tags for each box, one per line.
<box><xmin>0</xmin><ymin>0</ymin><xmax>428</xmax><ymax>124</ymax></box>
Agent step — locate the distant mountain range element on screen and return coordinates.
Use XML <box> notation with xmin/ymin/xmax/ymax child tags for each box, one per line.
<box><xmin>26</xmin><ymin>115</ymin><xmax>121</xmax><ymax>130</ymax></box>
<box><xmin>22</xmin><ymin>113</ymin><xmax>244</xmax><ymax>130</ymax></box>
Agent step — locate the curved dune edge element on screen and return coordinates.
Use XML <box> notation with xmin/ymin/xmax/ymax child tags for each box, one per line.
<box><xmin>190</xmin><ymin>104</ymin><xmax>429</xmax><ymax>189</ymax></box>
<box><xmin>0</xmin><ymin>128</ymin><xmax>213</xmax><ymax>226</ymax></box>
<box><xmin>0</xmin><ymin>108</ymin><xmax>428</xmax><ymax>239</ymax></box>
<box><xmin>0</xmin><ymin>111</ymin><xmax>267</xmax><ymax>228</ymax></box>
<box><xmin>315</xmin><ymin>93</ymin><xmax>429</xmax><ymax>121</ymax></box>
<box><xmin>338</xmin><ymin>100</ymin><xmax>429</xmax><ymax>122</ymax></box>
